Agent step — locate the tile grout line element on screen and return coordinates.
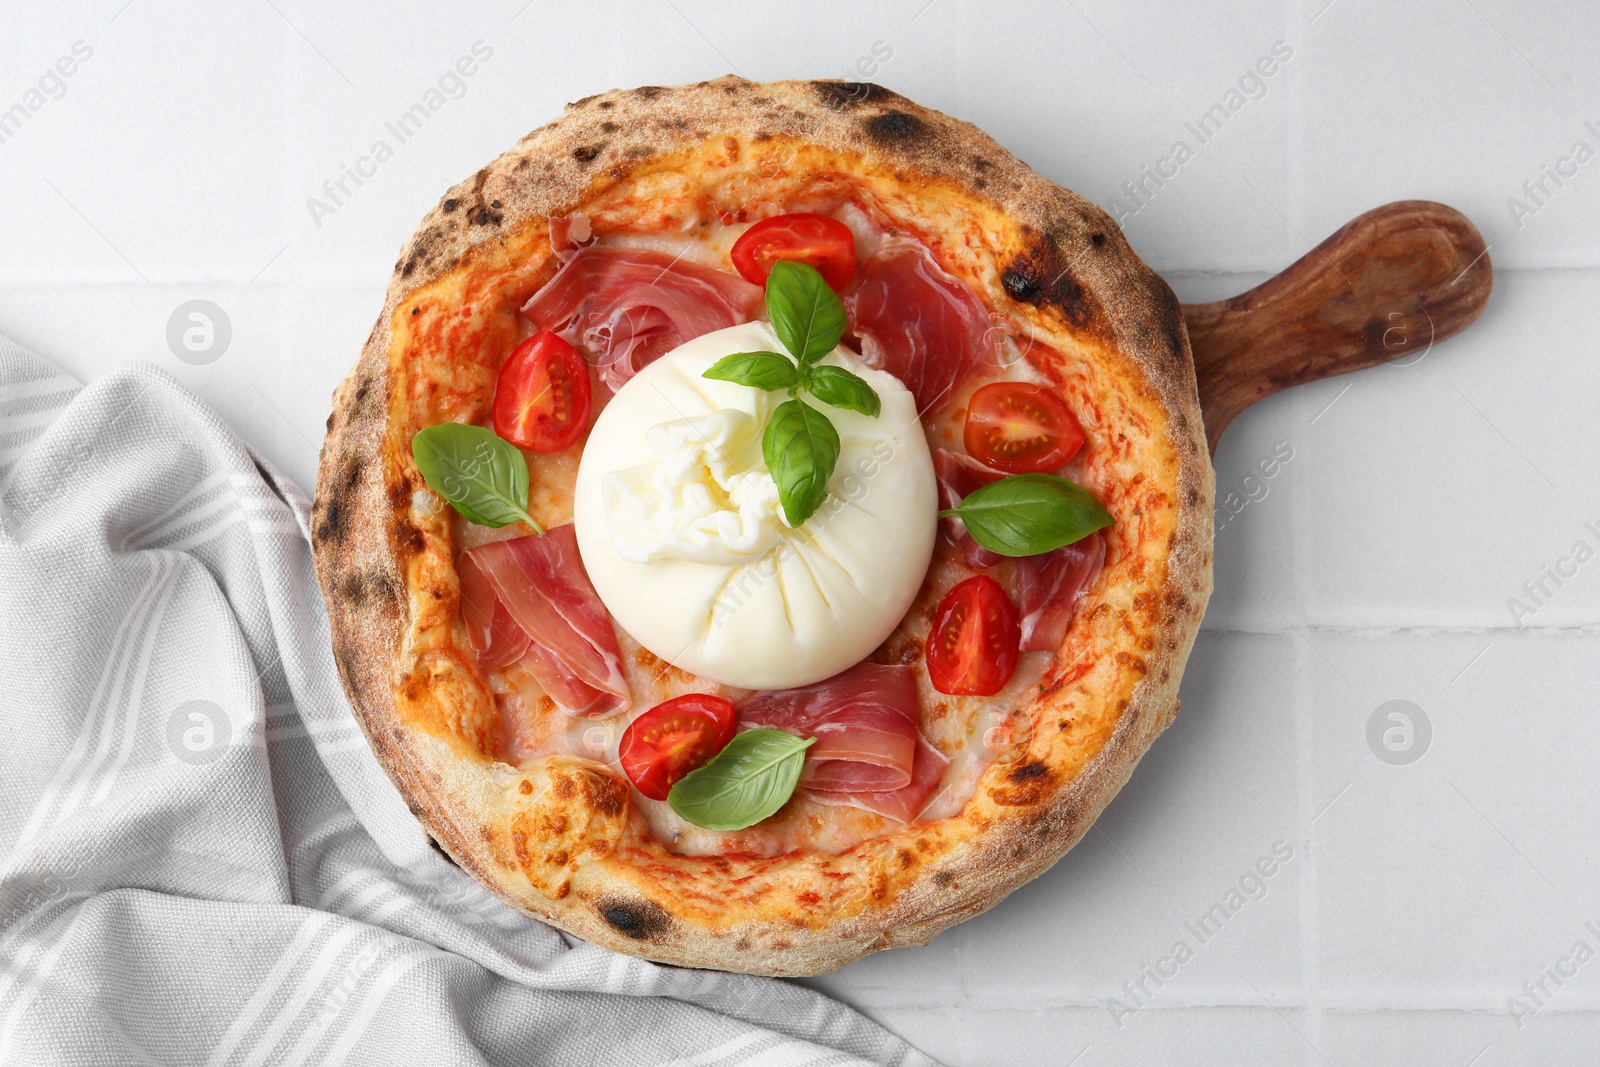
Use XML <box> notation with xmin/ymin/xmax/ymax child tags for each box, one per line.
<box><xmin>1281</xmin><ymin>0</ymin><xmax>1325</xmax><ymax>1055</ymax></box>
<box><xmin>3</xmin><ymin>263</ymin><xmax>1596</xmax><ymax>289</ymax></box>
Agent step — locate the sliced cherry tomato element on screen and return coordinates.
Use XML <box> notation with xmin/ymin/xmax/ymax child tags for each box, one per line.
<box><xmin>926</xmin><ymin>575</ymin><xmax>1021</xmax><ymax>697</ymax></box>
<box><xmin>492</xmin><ymin>330</ymin><xmax>592</xmax><ymax>452</ymax></box>
<box><xmin>963</xmin><ymin>381</ymin><xmax>1085</xmax><ymax>474</ymax></box>
<box><xmin>619</xmin><ymin>694</ymin><xmax>738</xmax><ymax>801</ymax></box>
<box><xmin>730</xmin><ymin>213</ymin><xmax>857</xmax><ymax>291</ymax></box>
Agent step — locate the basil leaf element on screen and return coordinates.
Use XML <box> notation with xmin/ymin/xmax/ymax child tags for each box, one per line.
<box><xmin>762</xmin><ymin>398</ymin><xmax>840</xmax><ymax>527</ymax></box>
<box><xmin>803</xmin><ymin>364</ymin><xmax>881</xmax><ymax>418</ymax></box>
<box><xmin>667</xmin><ymin>729</ymin><xmax>817</xmax><ymax>831</ymax></box>
<box><xmin>941</xmin><ymin>473</ymin><xmax>1110</xmax><ymax>557</ymax></box>
<box><xmin>703</xmin><ymin>350</ymin><xmax>799</xmax><ymax>392</ymax></box>
<box><xmin>765</xmin><ymin>260</ymin><xmax>846</xmax><ymax>366</ymax></box>
<box><xmin>411</xmin><ymin>423</ymin><xmax>544</xmax><ymax>532</ymax></box>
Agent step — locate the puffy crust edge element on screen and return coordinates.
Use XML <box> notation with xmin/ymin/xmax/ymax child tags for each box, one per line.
<box><xmin>311</xmin><ymin>76</ymin><xmax>1213</xmax><ymax>976</ymax></box>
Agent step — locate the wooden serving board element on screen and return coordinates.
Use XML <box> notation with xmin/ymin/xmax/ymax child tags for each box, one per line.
<box><xmin>1182</xmin><ymin>200</ymin><xmax>1494</xmax><ymax>453</ymax></box>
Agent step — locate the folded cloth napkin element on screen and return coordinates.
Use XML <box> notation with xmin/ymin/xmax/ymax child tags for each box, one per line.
<box><xmin>0</xmin><ymin>335</ymin><xmax>935</xmax><ymax>1067</ymax></box>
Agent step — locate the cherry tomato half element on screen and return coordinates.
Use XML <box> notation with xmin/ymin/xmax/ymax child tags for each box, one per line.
<box><xmin>926</xmin><ymin>575</ymin><xmax>1021</xmax><ymax>697</ymax></box>
<box><xmin>619</xmin><ymin>694</ymin><xmax>738</xmax><ymax>801</ymax></box>
<box><xmin>963</xmin><ymin>381</ymin><xmax>1085</xmax><ymax>474</ymax></box>
<box><xmin>730</xmin><ymin>213</ymin><xmax>857</xmax><ymax>291</ymax></box>
<box><xmin>492</xmin><ymin>330</ymin><xmax>592</xmax><ymax>452</ymax></box>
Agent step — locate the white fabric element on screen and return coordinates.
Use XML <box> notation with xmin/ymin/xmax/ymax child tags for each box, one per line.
<box><xmin>0</xmin><ymin>336</ymin><xmax>936</xmax><ymax>1067</ymax></box>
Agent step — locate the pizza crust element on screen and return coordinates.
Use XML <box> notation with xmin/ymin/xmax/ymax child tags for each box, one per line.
<box><xmin>312</xmin><ymin>76</ymin><xmax>1213</xmax><ymax>976</ymax></box>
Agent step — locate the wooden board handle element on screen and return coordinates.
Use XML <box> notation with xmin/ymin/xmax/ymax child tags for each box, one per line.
<box><xmin>1182</xmin><ymin>200</ymin><xmax>1493</xmax><ymax>453</ymax></box>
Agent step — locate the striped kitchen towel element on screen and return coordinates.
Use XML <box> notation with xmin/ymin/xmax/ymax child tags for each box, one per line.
<box><xmin>0</xmin><ymin>334</ymin><xmax>935</xmax><ymax>1067</ymax></box>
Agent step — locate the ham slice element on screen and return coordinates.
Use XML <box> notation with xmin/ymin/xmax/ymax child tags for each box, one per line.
<box><xmin>844</xmin><ymin>236</ymin><xmax>991</xmax><ymax>415</ymax></box>
<box><xmin>1016</xmin><ymin>532</ymin><xmax>1106</xmax><ymax>653</ymax></box>
<box><xmin>933</xmin><ymin>448</ymin><xmax>1005</xmax><ymax>570</ymax></box>
<box><xmin>522</xmin><ymin>246</ymin><xmax>763</xmax><ymax>393</ymax></box>
<box><xmin>739</xmin><ymin>662</ymin><xmax>921</xmax><ymax>794</ymax></box>
<box><xmin>457</xmin><ymin>525</ymin><xmax>631</xmax><ymax>717</ymax></box>
<box><xmin>807</xmin><ymin>736</ymin><xmax>950</xmax><ymax>824</ymax></box>
<box><xmin>458</xmin><ymin>556</ymin><xmax>531</xmax><ymax>672</ymax></box>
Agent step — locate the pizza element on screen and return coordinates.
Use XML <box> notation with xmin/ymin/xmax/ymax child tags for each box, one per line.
<box><xmin>312</xmin><ymin>76</ymin><xmax>1213</xmax><ymax>977</ymax></box>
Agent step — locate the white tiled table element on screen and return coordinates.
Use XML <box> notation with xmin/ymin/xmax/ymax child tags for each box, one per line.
<box><xmin>4</xmin><ymin>1</ymin><xmax>1597</xmax><ymax>1063</ymax></box>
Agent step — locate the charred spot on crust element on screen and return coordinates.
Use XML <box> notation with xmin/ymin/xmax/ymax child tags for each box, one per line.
<box><xmin>1009</xmin><ymin>761</ymin><xmax>1050</xmax><ymax>783</ymax></box>
<box><xmin>863</xmin><ymin>110</ymin><xmax>922</xmax><ymax>143</ymax></box>
<box><xmin>811</xmin><ymin>81</ymin><xmax>899</xmax><ymax>110</ymax></box>
<box><xmin>624</xmin><ymin>145</ymin><xmax>653</xmax><ymax>158</ymax></box>
<box><xmin>1091</xmin><ymin>232</ymin><xmax>1107</xmax><ymax>246</ymax></box>
<box><xmin>1001</xmin><ymin>240</ymin><xmax>1098</xmax><ymax>329</ymax></box>
<box><xmin>441</xmin><ymin>198</ymin><xmax>459</xmax><ymax>213</ymax></box>
<box><xmin>342</xmin><ymin>456</ymin><xmax>362</xmax><ymax>492</ymax></box>
<box><xmin>395</xmin><ymin>519</ymin><xmax>425</xmax><ymax>555</ymax></box>
<box><xmin>932</xmin><ymin>869</ymin><xmax>955</xmax><ymax>888</ymax></box>
<box><xmin>598</xmin><ymin>897</ymin><xmax>671</xmax><ymax>941</ymax></box>
<box><xmin>314</xmin><ymin>499</ymin><xmax>344</xmax><ymax>545</ymax></box>
<box><xmin>337</xmin><ymin>571</ymin><xmax>368</xmax><ymax>604</ymax></box>
<box><xmin>598</xmin><ymin>100</ymin><xmax>614</xmax><ymax>110</ymax></box>
<box><xmin>342</xmin><ymin>566</ymin><xmax>403</xmax><ymax>614</ymax></box>
<box><xmin>599</xmin><ymin>121</ymin><xmax>619</xmax><ymax>133</ymax></box>
<box><xmin>988</xmin><ymin>760</ymin><xmax>1058</xmax><ymax>806</ymax></box>
<box><xmin>572</xmin><ymin>144</ymin><xmax>605</xmax><ymax>163</ymax></box>
<box><xmin>314</xmin><ymin>456</ymin><xmax>364</xmax><ymax>544</ymax></box>
<box><xmin>632</xmin><ymin>85</ymin><xmax>665</xmax><ymax>100</ymax></box>
<box><xmin>1145</xmin><ymin>280</ymin><xmax>1187</xmax><ymax>365</ymax></box>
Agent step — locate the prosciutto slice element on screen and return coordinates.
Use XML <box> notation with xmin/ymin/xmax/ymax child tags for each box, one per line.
<box><xmin>1016</xmin><ymin>532</ymin><xmax>1106</xmax><ymax>653</ymax></box>
<box><xmin>844</xmin><ymin>236</ymin><xmax>991</xmax><ymax>415</ymax></box>
<box><xmin>739</xmin><ymin>662</ymin><xmax>921</xmax><ymax>794</ymax></box>
<box><xmin>807</xmin><ymin>736</ymin><xmax>949</xmax><ymax>824</ymax></box>
<box><xmin>457</xmin><ymin>525</ymin><xmax>631</xmax><ymax>718</ymax></box>
<box><xmin>457</xmin><ymin>557</ymin><xmax>531</xmax><ymax>672</ymax></box>
<box><xmin>522</xmin><ymin>246</ymin><xmax>763</xmax><ymax>393</ymax></box>
<box><xmin>933</xmin><ymin>448</ymin><xmax>1005</xmax><ymax>570</ymax></box>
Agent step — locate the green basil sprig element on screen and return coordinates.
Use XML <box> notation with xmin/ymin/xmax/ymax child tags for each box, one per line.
<box><xmin>411</xmin><ymin>423</ymin><xmax>544</xmax><ymax>533</ymax></box>
<box><xmin>703</xmin><ymin>351</ymin><xmax>798</xmax><ymax>392</ymax></box>
<box><xmin>702</xmin><ymin>260</ymin><xmax>879</xmax><ymax>526</ymax></box>
<box><xmin>762</xmin><ymin>400</ymin><xmax>840</xmax><ymax>529</ymax></box>
<box><xmin>667</xmin><ymin>728</ymin><xmax>817</xmax><ymax>831</ymax></box>
<box><xmin>941</xmin><ymin>473</ymin><xmax>1111</xmax><ymax>557</ymax></box>
<box><xmin>803</xmin><ymin>364</ymin><xmax>880</xmax><ymax>417</ymax></box>
<box><xmin>765</xmin><ymin>259</ymin><xmax>848</xmax><ymax>365</ymax></box>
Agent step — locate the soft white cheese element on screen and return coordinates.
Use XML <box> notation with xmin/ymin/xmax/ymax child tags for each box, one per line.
<box><xmin>602</xmin><ymin>408</ymin><xmax>783</xmax><ymax>566</ymax></box>
<box><xmin>573</xmin><ymin>320</ymin><xmax>937</xmax><ymax>690</ymax></box>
